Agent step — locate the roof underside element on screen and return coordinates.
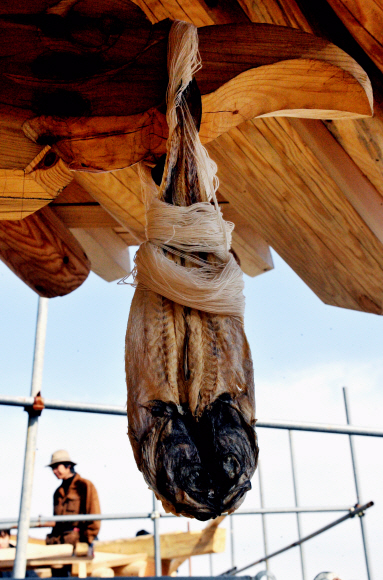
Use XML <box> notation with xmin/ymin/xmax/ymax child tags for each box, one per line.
<box><xmin>1</xmin><ymin>0</ymin><xmax>383</xmax><ymax>314</ymax></box>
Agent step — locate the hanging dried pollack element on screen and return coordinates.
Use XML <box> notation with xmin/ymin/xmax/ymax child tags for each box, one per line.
<box><xmin>125</xmin><ymin>21</ymin><xmax>258</xmax><ymax>520</ymax></box>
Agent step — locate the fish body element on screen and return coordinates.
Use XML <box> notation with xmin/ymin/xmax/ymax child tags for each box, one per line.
<box><xmin>125</xmin><ymin>64</ymin><xmax>258</xmax><ymax>519</ymax></box>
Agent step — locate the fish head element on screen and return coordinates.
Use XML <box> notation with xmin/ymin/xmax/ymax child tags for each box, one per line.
<box><xmin>140</xmin><ymin>401</ymin><xmax>221</xmax><ymax>520</ymax></box>
<box><xmin>198</xmin><ymin>394</ymin><xmax>259</xmax><ymax>514</ymax></box>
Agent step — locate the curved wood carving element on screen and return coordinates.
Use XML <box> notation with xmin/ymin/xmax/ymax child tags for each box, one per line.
<box><xmin>0</xmin><ymin>5</ymin><xmax>373</xmax><ymax>172</ymax></box>
<box><xmin>0</xmin><ymin>206</ymin><xmax>90</xmax><ymax>297</ymax></box>
<box><xmin>23</xmin><ymin>55</ymin><xmax>372</xmax><ymax>171</ymax></box>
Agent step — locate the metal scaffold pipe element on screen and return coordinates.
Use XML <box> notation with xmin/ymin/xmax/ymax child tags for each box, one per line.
<box><xmin>1</xmin><ymin>394</ymin><xmax>383</xmax><ymax>437</ymax></box>
<box><xmin>152</xmin><ymin>493</ymin><xmax>162</xmax><ymax>576</ymax></box>
<box><xmin>0</xmin><ymin>504</ymin><xmax>359</xmax><ymax>529</ymax></box>
<box><xmin>343</xmin><ymin>387</ymin><xmax>374</xmax><ymax>580</ymax></box>
<box><xmin>223</xmin><ymin>501</ymin><xmax>374</xmax><ymax>576</ymax></box>
<box><xmin>288</xmin><ymin>430</ymin><xmax>306</xmax><ymax>580</ymax></box>
<box><xmin>13</xmin><ymin>297</ymin><xmax>49</xmax><ymax>579</ymax></box>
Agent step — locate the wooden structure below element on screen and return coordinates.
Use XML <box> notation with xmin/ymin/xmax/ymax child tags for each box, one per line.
<box><xmin>4</xmin><ymin>520</ymin><xmax>226</xmax><ymax>578</ymax></box>
<box><xmin>95</xmin><ymin>516</ymin><xmax>226</xmax><ymax>576</ymax></box>
<box><xmin>0</xmin><ymin>544</ymin><xmax>148</xmax><ymax>578</ymax></box>
<box><xmin>0</xmin><ymin>0</ymin><xmax>382</xmax><ymax>313</ymax></box>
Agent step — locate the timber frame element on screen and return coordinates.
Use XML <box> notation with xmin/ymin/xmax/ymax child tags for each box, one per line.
<box><xmin>1</xmin><ymin>0</ymin><xmax>383</xmax><ymax>314</ymax></box>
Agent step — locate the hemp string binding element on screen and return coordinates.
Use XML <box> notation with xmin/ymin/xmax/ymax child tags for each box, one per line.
<box><xmin>125</xmin><ymin>20</ymin><xmax>258</xmax><ymax>520</ymax></box>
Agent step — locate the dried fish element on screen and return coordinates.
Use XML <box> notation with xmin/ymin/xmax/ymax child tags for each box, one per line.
<box><xmin>125</xmin><ymin>26</ymin><xmax>258</xmax><ymax>519</ymax></box>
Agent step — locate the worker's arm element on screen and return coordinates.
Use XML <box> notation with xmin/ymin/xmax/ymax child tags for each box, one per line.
<box><xmin>45</xmin><ymin>492</ymin><xmax>60</xmax><ymax>544</ymax></box>
<box><xmin>83</xmin><ymin>480</ymin><xmax>101</xmax><ymax>543</ymax></box>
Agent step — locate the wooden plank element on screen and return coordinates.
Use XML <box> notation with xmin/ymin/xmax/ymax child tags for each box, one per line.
<box><xmin>72</xmin><ymin>552</ymin><xmax>147</xmax><ymax>576</ymax></box>
<box><xmin>207</xmin><ymin>118</ymin><xmax>383</xmax><ymax>314</ymax></box>
<box><xmin>70</xmin><ymin>228</ymin><xmax>131</xmax><ymax>282</ymax></box>
<box><xmin>52</xmin><ymin>205</ymin><xmax>120</xmax><ymax>228</ymax></box>
<box><xmin>237</xmin><ymin>0</ymin><xmax>311</xmax><ymax>30</ymax></box>
<box><xmin>95</xmin><ymin>527</ymin><xmax>226</xmax><ymax>560</ymax></box>
<box><xmin>0</xmin><ymin>544</ymin><xmax>74</xmax><ymax>568</ymax></box>
<box><xmin>74</xmin><ymin>169</ymin><xmax>146</xmax><ymax>242</ymax></box>
<box><xmin>289</xmin><ymin>118</ymin><xmax>383</xmax><ymax>246</ymax></box>
<box><xmin>325</xmin><ymin>0</ymin><xmax>383</xmax><ymax>74</ymax></box>
<box><xmin>0</xmin><ymin>146</ymin><xmax>73</xmax><ymax>220</ymax></box>
<box><xmin>323</xmin><ymin>114</ymin><xmax>383</xmax><ymax>202</ymax></box>
<box><xmin>0</xmin><ymin>169</ymin><xmax>52</xmax><ymax>221</ymax></box>
<box><xmin>220</xmin><ymin>203</ymin><xmax>274</xmax><ymax>277</ymax></box>
<box><xmin>131</xmin><ymin>0</ymin><xmax>215</xmax><ymax>25</ymax></box>
<box><xmin>0</xmin><ymin>206</ymin><xmax>90</xmax><ymax>297</ymax></box>
<box><xmin>0</xmin><ymin>105</ymin><xmax>42</xmax><ymax>170</ymax></box>
<box><xmin>238</xmin><ymin>0</ymin><xmax>383</xmax><ymax>229</ymax></box>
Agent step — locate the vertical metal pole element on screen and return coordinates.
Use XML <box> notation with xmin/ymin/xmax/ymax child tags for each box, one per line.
<box><xmin>343</xmin><ymin>387</ymin><xmax>373</xmax><ymax>580</ymax></box>
<box><xmin>187</xmin><ymin>522</ymin><xmax>192</xmax><ymax>576</ymax></box>
<box><xmin>258</xmin><ymin>460</ymin><xmax>269</xmax><ymax>572</ymax></box>
<box><xmin>229</xmin><ymin>515</ymin><xmax>235</xmax><ymax>570</ymax></box>
<box><xmin>288</xmin><ymin>430</ymin><xmax>306</xmax><ymax>580</ymax></box>
<box><xmin>13</xmin><ymin>297</ymin><xmax>49</xmax><ymax>579</ymax></box>
<box><xmin>152</xmin><ymin>492</ymin><xmax>162</xmax><ymax>576</ymax></box>
<box><xmin>209</xmin><ymin>553</ymin><xmax>213</xmax><ymax>576</ymax></box>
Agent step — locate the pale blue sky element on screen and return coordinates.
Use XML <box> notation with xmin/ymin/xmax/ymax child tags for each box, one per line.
<box><xmin>1</xmin><ymin>249</ymin><xmax>382</xmax><ymax>580</ymax></box>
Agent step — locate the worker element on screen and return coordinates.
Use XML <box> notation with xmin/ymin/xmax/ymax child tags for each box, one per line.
<box><xmin>0</xmin><ymin>530</ymin><xmax>13</xmax><ymax>549</ymax></box>
<box><xmin>0</xmin><ymin>529</ymin><xmax>38</xmax><ymax>578</ymax></box>
<box><xmin>45</xmin><ymin>450</ymin><xmax>101</xmax><ymax>548</ymax></box>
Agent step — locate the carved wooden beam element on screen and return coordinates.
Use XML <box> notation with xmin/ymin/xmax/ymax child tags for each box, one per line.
<box><xmin>0</xmin><ymin>1</ymin><xmax>373</xmax><ymax>171</ymax></box>
<box><xmin>18</xmin><ymin>19</ymin><xmax>372</xmax><ymax>171</ymax></box>
<box><xmin>23</xmin><ymin>53</ymin><xmax>372</xmax><ymax>171</ymax></box>
<box><xmin>0</xmin><ymin>206</ymin><xmax>90</xmax><ymax>297</ymax></box>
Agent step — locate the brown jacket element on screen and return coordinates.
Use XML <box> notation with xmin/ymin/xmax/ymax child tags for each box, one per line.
<box><xmin>47</xmin><ymin>473</ymin><xmax>101</xmax><ymax>545</ymax></box>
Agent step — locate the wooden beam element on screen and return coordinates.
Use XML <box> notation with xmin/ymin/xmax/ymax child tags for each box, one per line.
<box><xmin>95</xmin><ymin>527</ymin><xmax>226</xmax><ymax>560</ymax></box>
<box><xmin>237</xmin><ymin>0</ymin><xmax>383</xmax><ymax>233</ymax></box>
<box><xmin>288</xmin><ymin>118</ymin><xmax>383</xmax><ymax>246</ymax></box>
<box><xmin>52</xmin><ymin>205</ymin><xmax>120</xmax><ymax>228</ymax></box>
<box><xmin>0</xmin><ymin>146</ymin><xmax>73</xmax><ymax>220</ymax></box>
<box><xmin>207</xmin><ymin>117</ymin><xmax>383</xmax><ymax>314</ymax></box>
<box><xmin>21</xmin><ymin>22</ymin><xmax>373</xmax><ymax>171</ymax></box>
<box><xmin>0</xmin><ymin>206</ymin><xmax>90</xmax><ymax>297</ymax></box>
<box><xmin>0</xmin><ymin>105</ymin><xmax>42</xmax><ymax>170</ymax></box>
<box><xmin>70</xmin><ymin>228</ymin><xmax>131</xmax><ymax>283</ymax></box>
<box><xmin>220</xmin><ymin>203</ymin><xmax>274</xmax><ymax>277</ymax></box>
<box><xmin>324</xmin><ymin>0</ymin><xmax>383</xmax><ymax>75</ymax></box>
<box><xmin>74</xmin><ymin>169</ymin><xmax>146</xmax><ymax>242</ymax></box>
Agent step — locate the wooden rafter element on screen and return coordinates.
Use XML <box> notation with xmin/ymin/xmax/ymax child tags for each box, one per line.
<box><xmin>0</xmin><ymin>206</ymin><xmax>90</xmax><ymax>297</ymax></box>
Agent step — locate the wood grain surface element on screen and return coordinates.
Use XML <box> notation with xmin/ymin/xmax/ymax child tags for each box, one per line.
<box><xmin>0</xmin><ymin>206</ymin><xmax>90</xmax><ymax>297</ymax></box>
<box><xmin>207</xmin><ymin>118</ymin><xmax>383</xmax><ymax>314</ymax></box>
<box><xmin>325</xmin><ymin>0</ymin><xmax>383</xmax><ymax>74</ymax></box>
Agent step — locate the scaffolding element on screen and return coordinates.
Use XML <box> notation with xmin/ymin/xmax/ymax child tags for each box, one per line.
<box><xmin>1</xmin><ymin>297</ymin><xmax>380</xmax><ymax>579</ymax></box>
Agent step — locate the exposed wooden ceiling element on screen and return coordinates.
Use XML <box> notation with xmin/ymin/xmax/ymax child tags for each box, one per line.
<box><xmin>1</xmin><ymin>0</ymin><xmax>383</xmax><ymax>314</ymax></box>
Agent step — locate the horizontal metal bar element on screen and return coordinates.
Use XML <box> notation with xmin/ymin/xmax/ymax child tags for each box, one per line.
<box><xmin>256</xmin><ymin>418</ymin><xmax>383</xmax><ymax>437</ymax></box>
<box><xmin>225</xmin><ymin>502</ymin><xmax>374</xmax><ymax>576</ymax></box>
<box><xmin>2</xmin><ymin>394</ymin><xmax>383</xmax><ymax>436</ymax></box>
<box><xmin>0</xmin><ymin>505</ymin><xmax>358</xmax><ymax>528</ymax></box>
<box><xmin>0</xmin><ymin>395</ymin><xmax>126</xmax><ymax>416</ymax></box>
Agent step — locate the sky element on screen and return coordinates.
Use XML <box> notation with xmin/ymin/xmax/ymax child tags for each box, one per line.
<box><xmin>0</xmin><ymin>247</ymin><xmax>382</xmax><ymax>580</ymax></box>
